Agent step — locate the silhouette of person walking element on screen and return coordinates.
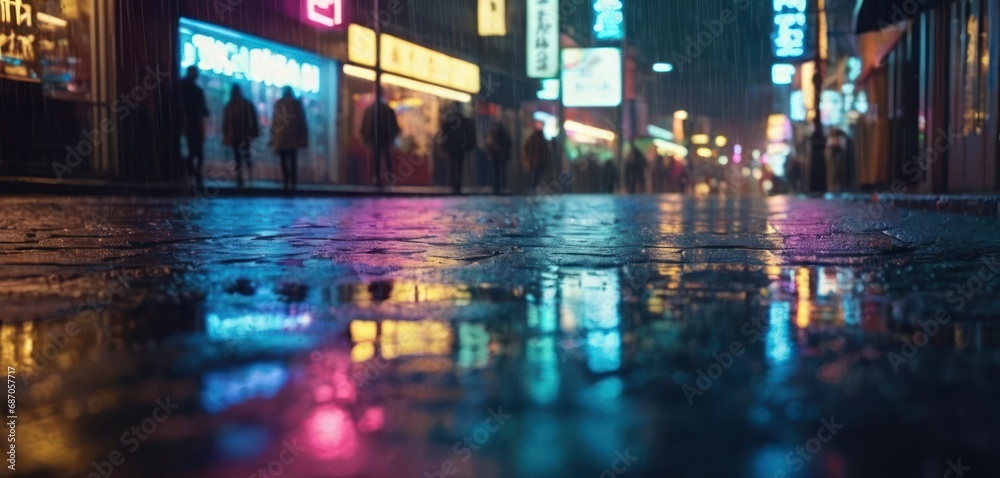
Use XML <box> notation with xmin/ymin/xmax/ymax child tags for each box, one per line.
<box><xmin>361</xmin><ymin>87</ymin><xmax>401</xmax><ymax>189</ymax></box>
<box><xmin>441</xmin><ymin>103</ymin><xmax>476</xmax><ymax>195</ymax></box>
<box><xmin>486</xmin><ymin>121</ymin><xmax>512</xmax><ymax>195</ymax></box>
<box><xmin>222</xmin><ymin>84</ymin><xmax>259</xmax><ymax>188</ymax></box>
<box><xmin>180</xmin><ymin>66</ymin><xmax>208</xmax><ymax>188</ymax></box>
<box><xmin>522</xmin><ymin>125</ymin><xmax>552</xmax><ymax>192</ymax></box>
<box><xmin>272</xmin><ymin>86</ymin><xmax>309</xmax><ymax>191</ymax></box>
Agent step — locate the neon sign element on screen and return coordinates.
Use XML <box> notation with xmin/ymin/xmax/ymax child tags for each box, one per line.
<box><xmin>527</xmin><ymin>0</ymin><xmax>559</xmax><ymax>78</ymax></box>
<box><xmin>771</xmin><ymin>63</ymin><xmax>795</xmax><ymax>85</ymax></box>
<box><xmin>306</xmin><ymin>0</ymin><xmax>343</xmax><ymax>27</ymax></box>
<box><xmin>772</xmin><ymin>0</ymin><xmax>807</xmax><ymax>59</ymax></box>
<box><xmin>478</xmin><ymin>0</ymin><xmax>506</xmax><ymax>36</ymax></box>
<box><xmin>593</xmin><ymin>0</ymin><xmax>624</xmax><ymax>41</ymax></box>
<box><xmin>181</xmin><ymin>30</ymin><xmax>321</xmax><ymax>94</ymax></box>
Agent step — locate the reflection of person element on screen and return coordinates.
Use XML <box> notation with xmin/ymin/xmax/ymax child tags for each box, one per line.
<box><xmin>522</xmin><ymin>125</ymin><xmax>552</xmax><ymax>192</ymax></box>
<box><xmin>272</xmin><ymin>86</ymin><xmax>309</xmax><ymax>191</ymax></box>
<box><xmin>222</xmin><ymin>84</ymin><xmax>259</xmax><ymax>188</ymax></box>
<box><xmin>441</xmin><ymin>104</ymin><xmax>476</xmax><ymax>195</ymax></box>
<box><xmin>180</xmin><ymin>66</ymin><xmax>208</xmax><ymax>188</ymax></box>
<box><xmin>486</xmin><ymin>121</ymin><xmax>512</xmax><ymax>194</ymax></box>
<box><xmin>360</xmin><ymin>88</ymin><xmax>401</xmax><ymax>188</ymax></box>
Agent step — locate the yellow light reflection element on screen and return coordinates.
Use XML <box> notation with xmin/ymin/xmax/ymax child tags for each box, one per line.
<box><xmin>351</xmin><ymin>342</ymin><xmax>376</xmax><ymax>363</ymax></box>
<box><xmin>381</xmin><ymin>320</ymin><xmax>452</xmax><ymax>360</ymax></box>
<box><xmin>350</xmin><ymin>320</ymin><xmax>378</xmax><ymax>342</ymax></box>
<box><xmin>795</xmin><ymin>268</ymin><xmax>812</xmax><ymax>328</ymax></box>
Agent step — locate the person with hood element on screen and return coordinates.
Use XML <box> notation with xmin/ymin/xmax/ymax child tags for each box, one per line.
<box><xmin>222</xmin><ymin>84</ymin><xmax>259</xmax><ymax>188</ymax></box>
<box><xmin>271</xmin><ymin>86</ymin><xmax>309</xmax><ymax>191</ymax></box>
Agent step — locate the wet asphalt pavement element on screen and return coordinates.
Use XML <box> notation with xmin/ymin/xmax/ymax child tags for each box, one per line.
<box><xmin>2</xmin><ymin>194</ymin><xmax>1000</xmax><ymax>478</ymax></box>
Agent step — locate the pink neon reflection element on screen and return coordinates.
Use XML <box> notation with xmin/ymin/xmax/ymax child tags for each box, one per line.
<box><xmin>357</xmin><ymin>407</ymin><xmax>385</xmax><ymax>433</ymax></box>
<box><xmin>305</xmin><ymin>404</ymin><xmax>358</xmax><ymax>459</ymax></box>
<box><xmin>306</xmin><ymin>0</ymin><xmax>343</xmax><ymax>27</ymax></box>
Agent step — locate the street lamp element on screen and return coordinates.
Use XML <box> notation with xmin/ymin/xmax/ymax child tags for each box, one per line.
<box><xmin>674</xmin><ymin>110</ymin><xmax>689</xmax><ymax>120</ymax></box>
<box><xmin>652</xmin><ymin>62</ymin><xmax>674</xmax><ymax>73</ymax></box>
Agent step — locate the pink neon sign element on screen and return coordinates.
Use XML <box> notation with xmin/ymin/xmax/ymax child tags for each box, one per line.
<box><xmin>306</xmin><ymin>0</ymin><xmax>343</xmax><ymax>27</ymax></box>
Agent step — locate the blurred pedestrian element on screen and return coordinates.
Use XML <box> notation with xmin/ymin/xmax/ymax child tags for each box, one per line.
<box><xmin>222</xmin><ymin>84</ymin><xmax>259</xmax><ymax>188</ymax></box>
<box><xmin>486</xmin><ymin>121</ymin><xmax>512</xmax><ymax>194</ymax></box>
<box><xmin>651</xmin><ymin>146</ymin><xmax>666</xmax><ymax>194</ymax></box>
<box><xmin>522</xmin><ymin>126</ymin><xmax>551</xmax><ymax>192</ymax></box>
<box><xmin>785</xmin><ymin>151</ymin><xmax>803</xmax><ymax>194</ymax></box>
<box><xmin>670</xmin><ymin>156</ymin><xmax>689</xmax><ymax>194</ymax></box>
<box><xmin>361</xmin><ymin>87</ymin><xmax>401</xmax><ymax>189</ymax></box>
<box><xmin>271</xmin><ymin>86</ymin><xmax>309</xmax><ymax>191</ymax></box>
<box><xmin>626</xmin><ymin>141</ymin><xmax>647</xmax><ymax>194</ymax></box>
<box><xmin>825</xmin><ymin>129</ymin><xmax>849</xmax><ymax>194</ymax></box>
<box><xmin>441</xmin><ymin>103</ymin><xmax>476</xmax><ymax>195</ymax></box>
<box><xmin>180</xmin><ymin>66</ymin><xmax>208</xmax><ymax>189</ymax></box>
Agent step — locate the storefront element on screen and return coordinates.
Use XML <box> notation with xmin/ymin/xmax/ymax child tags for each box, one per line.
<box><xmin>855</xmin><ymin>0</ymin><xmax>999</xmax><ymax>192</ymax></box>
<box><xmin>178</xmin><ymin>18</ymin><xmax>339</xmax><ymax>185</ymax></box>
<box><xmin>0</xmin><ymin>0</ymin><xmax>115</xmax><ymax>177</ymax></box>
<box><xmin>339</xmin><ymin>24</ymin><xmax>480</xmax><ymax>187</ymax></box>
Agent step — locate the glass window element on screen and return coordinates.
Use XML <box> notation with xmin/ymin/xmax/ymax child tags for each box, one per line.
<box><xmin>178</xmin><ymin>18</ymin><xmax>338</xmax><ymax>185</ymax></box>
<box><xmin>0</xmin><ymin>0</ymin><xmax>93</xmax><ymax>99</ymax></box>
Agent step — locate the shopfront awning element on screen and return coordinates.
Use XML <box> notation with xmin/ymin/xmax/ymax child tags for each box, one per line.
<box><xmin>855</xmin><ymin>0</ymin><xmax>949</xmax><ymax>33</ymax></box>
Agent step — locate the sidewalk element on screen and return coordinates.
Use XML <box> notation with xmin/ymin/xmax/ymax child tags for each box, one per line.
<box><xmin>841</xmin><ymin>192</ymin><xmax>1000</xmax><ymax>217</ymax></box>
<box><xmin>0</xmin><ymin>176</ymin><xmax>496</xmax><ymax>197</ymax></box>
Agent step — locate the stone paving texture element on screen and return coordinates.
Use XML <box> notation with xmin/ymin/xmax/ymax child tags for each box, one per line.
<box><xmin>1</xmin><ymin>194</ymin><xmax>1000</xmax><ymax>478</ymax></box>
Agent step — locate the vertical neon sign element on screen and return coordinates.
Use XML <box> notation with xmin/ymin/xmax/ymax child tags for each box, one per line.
<box><xmin>306</xmin><ymin>0</ymin><xmax>343</xmax><ymax>27</ymax></box>
<box><xmin>772</xmin><ymin>0</ymin><xmax>807</xmax><ymax>59</ymax></box>
<box><xmin>593</xmin><ymin>0</ymin><xmax>624</xmax><ymax>41</ymax></box>
<box><xmin>526</xmin><ymin>0</ymin><xmax>559</xmax><ymax>78</ymax></box>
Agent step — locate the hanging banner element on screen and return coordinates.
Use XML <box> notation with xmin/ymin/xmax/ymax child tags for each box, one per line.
<box><xmin>478</xmin><ymin>0</ymin><xmax>506</xmax><ymax>36</ymax></box>
<box><xmin>526</xmin><ymin>0</ymin><xmax>558</xmax><ymax>78</ymax></box>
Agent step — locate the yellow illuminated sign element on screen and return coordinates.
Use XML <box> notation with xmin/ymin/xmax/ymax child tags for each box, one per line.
<box><xmin>348</xmin><ymin>24</ymin><xmax>480</xmax><ymax>94</ymax></box>
<box><xmin>478</xmin><ymin>0</ymin><xmax>506</xmax><ymax>36</ymax></box>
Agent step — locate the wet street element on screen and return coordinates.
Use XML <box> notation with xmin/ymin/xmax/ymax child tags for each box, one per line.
<box><xmin>3</xmin><ymin>194</ymin><xmax>1000</xmax><ymax>478</ymax></box>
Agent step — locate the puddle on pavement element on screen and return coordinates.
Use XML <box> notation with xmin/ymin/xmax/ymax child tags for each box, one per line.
<box><xmin>5</xmin><ymin>259</ymin><xmax>1000</xmax><ymax>477</ymax></box>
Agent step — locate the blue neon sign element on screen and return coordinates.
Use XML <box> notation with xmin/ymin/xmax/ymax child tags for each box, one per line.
<box><xmin>772</xmin><ymin>0</ymin><xmax>808</xmax><ymax>59</ymax></box>
<box><xmin>593</xmin><ymin>0</ymin><xmax>624</xmax><ymax>41</ymax></box>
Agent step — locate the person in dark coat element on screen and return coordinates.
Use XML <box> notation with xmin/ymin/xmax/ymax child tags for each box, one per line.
<box><xmin>360</xmin><ymin>88</ymin><xmax>401</xmax><ymax>188</ymax></box>
<box><xmin>441</xmin><ymin>104</ymin><xmax>476</xmax><ymax>195</ymax></box>
<box><xmin>222</xmin><ymin>84</ymin><xmax>259</xmax><ymax>188</ymax></box>
<box><xmin>180</xmin><ymin>66</ymin><xmax>208</xmax><ymax>188</ymax></box>
<box><xmin>271</xmin><ymin>86</ymin><xmax>309</xmax><ymax>191</ymax></box>
<box><xmin>486</xmin><ymin>121</ymin><xmax>513</xmax><ymax>194</ymax></box>
<box><xmin>626</xmin><ymin>141</ymin><xmax>647</xmax><ymax>194</ymax></box>
<box><xmin>521</xmin><ymin>126</ymin><xmax>552</xmax><ymax>192</ymax></box>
